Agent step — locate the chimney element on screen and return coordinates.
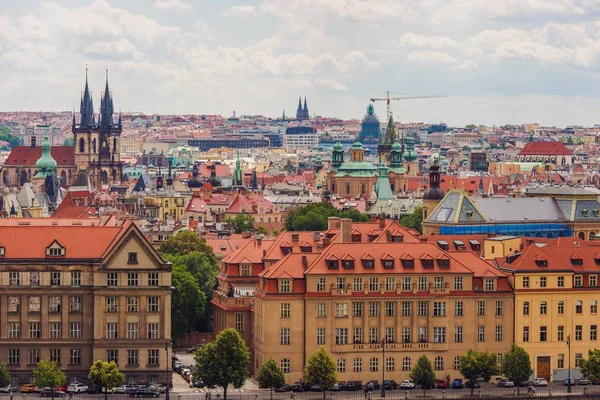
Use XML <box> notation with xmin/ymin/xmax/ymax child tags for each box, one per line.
<box><xmin>340</xmin><ymin>218</ymin><xmax>353</xmax><ymax>243</ymax></box>
<box><xmin>379</xmin><ymin>217</ymin><xmax>386</xmax><ymax>229</ymax></box>
<box><xmin>291</xmin><ymin>233</ymin><xmax>299</xmax><ymax>242</ymax></box>
<box><xmin>302</xmin><ymin>255</ymin><xmax>308</xmax><ymax>270</ymax></box>
<box><xmin>313</xmin><ymin>231</ymin><xmax>321</xmax><ymax>242</ymax></box>
<box><xmin>256</xmin><ymin>237</ymin><xmax>262</xmax><ymax>246</ymax></box>
<box><xmin>327</xmin><ymin>217</ymin><xmax>341</xmax><ymax>230</ymax></box>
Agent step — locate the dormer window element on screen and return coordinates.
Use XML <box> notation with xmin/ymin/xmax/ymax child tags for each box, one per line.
<box><xmin>281</xmin><ymin>246</ymin><xmax>292</xmax><ymax>255</ymax></box>
<box><xmin>570</xmin><ymin>255</ymin><xmax>583</xmax><ymax>266</ymax></box>
<box><xmin>391</xmin><ymin>234</ymin><xmax>403</xmax><ymax>243</ymax></box>
<box><xmin>535</xmin><ymin>258</ymin><xmax>548</xmax><ymax>267</ymax></box>
<box><xmin>453</xmin><ymin>240</ymin><xmax>466</xmax><ymax>250</ymax></box>
<box><xmin>326</xmin><ymin>260</ymin><xmax>339</xmax><ymax>270</ymax></box>
<box><xmin>421</xmin><ymin>258</ymin><xmax>434</xmax><ymax>269</ymax></box>
<box><xmin>300</xmin><ymin>246</ymin><xmax>312</xmax><ymax>253</ymax></box>
<box><xmin>342</xmin><ymin>260</ymin><xmax>355</xmax><ymax>270</ymax></box>
<box><xmin>367</xmin><ymin>234</ymin><xmax>377</xmax><ymax>243</ymax></box>
<box><xmin>437</xmin><ymin>240</ymin><xmax>449</xmax><ymax>250</ymax></box>
<box><xmin>469</xmin><ymin>240</ymin><xmax>481</xmax><ymax>251</ymax></box>
<box><xmin>362</xmin><ymin>259</ymin><xmax>374</xmax><ymax>269</ymax></box>
<box><xmin>279</xmin><ymin>279</ymin><xmax>291</xmax><ymax>293</ymax></box>
<box><xmin>351</xmin><ymin>234</ymin><xmax>362</xmax><ymax>243</ymax></box>
<box><xmin>46</xmin><ymin>240</ymin><xmax>65</xmax><ymax>258</ymax></box>
<box><xmin>382</xmin><ymin>260</ymin><xmax>394</xmax><ymax>269</ymax></box>
<box><xmin>0</xmin><ymin>246</ymin><xmax>4</xmax><ymax>257</ymax></box>
<box><xmin>401</xmin><ymin>259</ymin><xmax>415</xmax><ymax>269</ymax></box>
<box><xmin>437</xmin><ymin>258</ymin><xmax>450</xmax><ymax>269</ymax></box>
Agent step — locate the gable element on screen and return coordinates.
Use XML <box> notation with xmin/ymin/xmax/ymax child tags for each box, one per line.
<box><xmin>104</xmin><ymin>227</ymin><xmax>166</xmax><ymax>270</ymax></box>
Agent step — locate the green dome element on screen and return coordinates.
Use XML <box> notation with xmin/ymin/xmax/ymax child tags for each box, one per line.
<box><xmin>351</xmin><ymin>141</ymin><xmax>363</xmax><ymax>150</ymax></box>
<box><xmin>391</xmin><ymin>140</ymin><xmax>401</xmax><ymax>152</ymax></box>
<box><xmin>34</xmin><ymin>135</ymin><xmax>57</xmax><ymax>178</ymax></box>
<box><xmin>333</xmin><ymin>141</ymin><xmax>343</xmax><ymax>151</ymax></box>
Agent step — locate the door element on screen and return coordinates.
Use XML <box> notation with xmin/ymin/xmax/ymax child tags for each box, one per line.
<box><xmin>537</xmin><ymin>356</ymin><xmax>551</xmax><ymax>381</ymax></box>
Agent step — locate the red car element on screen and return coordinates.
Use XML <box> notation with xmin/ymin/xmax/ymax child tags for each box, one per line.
<box><xmin>436</xmin><ymin>380</ymin><xmax>449</xmax><ymax>389</ymax></box>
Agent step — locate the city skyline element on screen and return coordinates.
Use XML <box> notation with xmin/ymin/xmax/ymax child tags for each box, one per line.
<box><xmin>2</xmin><ymin>0</ymin><xmax>600</xmax><ymax>126</ymax></box>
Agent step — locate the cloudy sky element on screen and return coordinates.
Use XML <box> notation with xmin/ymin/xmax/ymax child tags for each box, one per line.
<box><xmin>2</xmin><ymin>0</ymin><xmax>600</xmax><ymax>126</ymax></box>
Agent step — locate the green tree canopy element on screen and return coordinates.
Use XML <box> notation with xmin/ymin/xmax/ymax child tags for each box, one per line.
<box><xmin>285</xmin><ymin>203</ymin><xmax>369</xmax><ymax>231</ymax></box>
<box><xmin>410</xmin><ymin>355</ymin><xmax>436</xmax><ymax>395</ymax></box>
<box><xmin>257</xmin><ymin>358</ymin><xmax>286</xmax><ymax>400</ymax></box>
<box><xmin>0</xmin><ymin>359</ymin><xmax>11</xmax><ymax>388</ymax></box>
<box><xmin>158</xmin><ymin>231</ymin><xmax>216</xmax><ymax>263</ymax></box>
<box><xmin>581</xmin><ymin>349</ymin><xmax>600</xmax><ymax>382</ymax></box>
<box><xmin>304</xmin><ymin>347</ymin><xmax>337</xmax><ymax>398</ymax></box>
<box><xmin>171</xmin><ymin>264</ymin><xmax>206</xmax><ymax>342</ymax></box>
<box><xmin>501</xmin><ymin>344</ymin><xmax>532</xmax><ymax>393</ymax></box>
<box><xmin>459</xmin><ymin>349</ymin><xmax>498</xmax><ymax>395</ymax></box>
<box><xmin>194</xmin><ymin>328</ymin><xmax>250</xmax><ymax>400</ymax></box>
<box><xmin>88</xmin><ymin>360</ymin><xmax>125</xmax><ymax>400</ymax></box>
<box><xmin>223</xmin><ymin>213</ymin><xmax>255</xmax><ymax>234</ymax></box>
<box><xmin>33</xmin><ymin>359</ymin><xmax>66</xmax><ymax>400</ymax></box>
<box><xmin>399</xmin><ymin>205</ymin><xmax>423</xmax><ymax>233</ymax></box>
<box><xmin>0</xmin><ymin>125</ymin><xmax>23</xmax><ymax>150</ymax></box>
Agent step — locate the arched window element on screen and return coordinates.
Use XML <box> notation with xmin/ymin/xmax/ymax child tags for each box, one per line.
<box><xmin>280</xmin><ymin>358</ymin><xmax>290</xmax><ymax>373</ymax></box>
<box><xmin>454</xmin><ymin>356</ymin><xmax>460</xmax><ymax>370</ymax></box>
<box><xmin>79</xmin><ymin>137</ymin><xmax>85</xmax><ymax>153</ymax></box>
<box><xmin>19</xmin><ymin>170</ymin><xmax>27</xmax><ymax>185</ymax></box>
<box><xmin>92</xmin><ymin>138</ymin><xmax>96</xmax><ymax>153</ymax></box>
<box><xmin>434</xmin><ymin>356</ymin><xmax>444</xmax><ymax>371</ymax></box>
<box><xmin>113</xmin><ymin>138</ymin><xmax>117</xmax><ymax>152</ymax></box>
<box><xmin>540</xmin><ymin>301</ymin><xmax>547</xmax><ymax>315</ymax></box>
<box><xmin>346</xmin><ymin>183</ymin><xmax>351</xmax><ymax>195</ymax></box>
<box><xmin>361</xmin><ymin>184</ymin><xmax>366</xmax><ymax>195</ymax></box>
<box><xmin>578</xmin><ymin>232</ymin><xmax>586</xmax><ymax>240</ymax></box>
<box><xmin>60</xmin><ymin>171</ymin><xmax>67</xmax><ymax>187</ymax></box>
<box><xmin>523</xmin><ymin>302</ymin><xmax>529</xmax><ymax>315</ymax></box>
<box><xmin>385</xmin><ymin>357</ymin><xmax>395</xmax><ymax>372</ymax></box>
<box><xmin>402</xmin><ymin>357</ymin><xmax>411</xmax><ymax>371</ymax></box>
<box><xmin>369</xmin><ymin>357</ymin><xmax>378</xmax><ymax>372</ymax></box>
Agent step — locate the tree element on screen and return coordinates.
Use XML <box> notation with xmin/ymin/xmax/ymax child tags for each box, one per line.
<box><xmin>410</xmin><ymin>356</ymin><xmax>436</xmax><ymax>396</ymax></box>
<box><xmin>171</xmin><ymin>265</ymin><xmax>206</xmax><ymax>343</ymax></box>
<box><xmin>304</xmin><ymin>347</ymin><xmax>337</xmax><ymax>398</ymax></box>
<box><xmin>194</xmin><ymin>328</ymin><xmax>250</xmax><ymax>400</ymax></box>
<box><xmin>0</xmin><ymin>359</ymin><xmax>11</xmax><ymax>388</ymax></box>
<box><xmin>502</xmin><ymin>344</ymin><xmax>532</xmax><ymax>394</ymax></box>
<box><xmin>285</xmin><ymin>203</ymin><xmax>369</xmax><ymax>231</ymax></box>
<box><xmin>257</xmin><ymin>359</ymin><xmax>286</xmax><ymax>400</ymax></box>
<box><xmin>33</xmin><ymin>359</ymin><xmax>66</xmax><ymax>400</ymax></box>
<box><xmin>581</xmin><ymin>349</ymin><xmax>600</xmax><ymax>382</ymax></box>
<box><xmin>158</xmin><ymin>231</ymin><xmax>216</xmax><ymax>263</ymax></box>
<box><xmin>88</xmin><ymin>360</ymin><xmax>125</xmax><ymax>400</ymax></box>
<box><xmin>223</xmin><ymin>213</ymin><xmax>255</xmax><ymax>234</ymax></box>
<box><xmin>399</xmin><ymin>205</ymin><xmax>423</xmax><ymax>233</ymax></box>
<box><xmin>459</xmin><ymin>349</ymin><xmax>498</xmax><ymax>395</ymax></box>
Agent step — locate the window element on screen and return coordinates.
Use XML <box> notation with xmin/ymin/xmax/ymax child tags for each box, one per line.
<box><xmin>540</xmin><ymin>277</ymin><xmax>547</xmax><ymax>288</ymax></box>
<box><xmin>402</xmin><ymin>357</ymin><xmax>411</xmax><ymax>371</ymax></box>
<box><xmin>280</xmin><ymin>328</ymin><xmax>290</xmax><ymax>345</ymax></box>
<box><xmin>50</xmin><ymin>272</ymin><xmax>61</xmax><ymax>286</ymax></box>
<box><xmin>106</xmin><ymin>296</ymin><xmax>118</xmax><ymax>312</ymax></box>
<box><xmin>29</xmin><ymin>322</ymin><xmax>40</xmax><ymax>339</ymax></box>
<box><xmin>8</xmin><ymin>296</ymin><xmax>19</xmax><ymax>313</ymax></box>
<box><xmin>434</xmin><ymin>277</ymin><xmax>444</xmax><ymax>288</ymax></box>
<box><xmin>454</xmin><ymin>356</ymin><xmax>461</xmax><ymax>370</ymax></box>
<box><xmin>522</xmin><ymin>276</ymin><xmax>529</xmax><ymax>288</ymax></box>
<box><xmin>418</xmin><ymin>301</ymin><xmax>427</xmax><ymax>316</ymax></box>
<box><xmin>281</xmin><ymin>303</ymin><xmax>291</xmax><ymax>318</ymax></box>
<box><xmin>386</xmin><ymin>277</ymin><xmax>395</xmax><ymax>291</ymax></box>
<box><xmin>523</xmin><ymin>326</ymin><xmax>529</xmax><ymax>342</ymax></box>
<box><xmin>127</xmin><ymin>350</ymin><xmax>139</xmax><ymax>366</ymax></box>
<box><xmin>592</xmin><ymin>301</ymin><xmax>598</xmax><ymax>314</ymax></box>
<box><xmin>576</xmin><ymin>325</ymin><xmax>582</xmax><ymax>341</ymax></box>
<box><xmin>30</xmin><ymin>272</ymin><xmax>40</xmax><ymax>286</ymax></box>
<box><xmin>455</xmin><ymin>326</ymin><xmax>463</xmax><ymax>343</ymax></box>
<box><xmin>353</xmin><ymin>358</ymin><xmax>362</xmax><ymax>372</ymax></box>
<box><xmin>316</xmin><ymin>278</ymin><xmax>326</xmax><ymax>291</ymax></box>
<box><xmin>50</xmin><ymin>322</ymin><xmax>61</xmax><ymax>339</ymax></box>
<box><xmin>557</xmin><ymin>354</ymin><xmax>564</xmax><ymax>369</ymax></box>
<box><xmin>279</xmin><ymin>279</ymin><xmax>291</xmax><ymax>293</ymax></box>
<box><xmin>496</xmin><ymin>326</ymin><xmax>503</xmax><ymax>342</ymax></box>
<box><xmin>28</xmin><ymin>349</ymin><xmax>40</xmax><ymax>365</ymax></box>
<box><xmin>126</xmin><ymin>296</ymin><xmax>140</xmax><ymax>312</ymax></box>
<box><xmin>591</xmin><ymin>275</ymin><xmax>598</xmax><ymax>287</ymax></box>
<box><xmin>575</xmin><ymin>275</ymin><xmax>582</xmax><ymax>287</ymax></box>
<box><xmin>558</xmin><ymin>276</ymin><xmax>565</xmax><ymax>287</ymax></box>
<box><xmin>317</xmin><ymin>303</ymin><xmax>326</xmax><ymax>318</ymax></box>
<box><xmin>434</xmin><ymin>356</ymin><xmax>444</xmax><ymax>371</ymax></box>
<box><xmin>477</xmin><ymin>301</ymin><xmax>485</xmax><ymax>316</ymax></box>
<box><xmin>8</xmin><ymin>323</ymin><xmax>19</xmax><ymax>339</ymax></box>
<box><xmin>148</xmin><ymin>272</ymin><xmax>159</xmax><ymax>286</ymax></box>
<box><xmin>127</xmin><ymin>273</ymin><xmax>138</xmax><ymax>287</ymax></box>
<box><xmin>336</xmin><ymin>358</ymin><xmax>346</xmax><ymax>373</ymax></box>
<box><xmin>418</xmin><ymin>277</ymin><xmax>427</xmax><ymax>290</ymax></box>
<box><xmin>402</xmin><ymin>327</ymin><xmax>411</xmax><ymax>343</ymax></box>
<box><xmin>336</xmin><ymin>277</ymin><xmax>346</xmax><ymax>289</ymax></box>
<box><xmin>353</xmin><ymin>328</ymin><xmax>362</xmax><ymax>343</ymax></box>
<box><xmin>558</xmin><ymin>301</ymin><xmax>564</xmax><ymax>315</ymax></box>
<box><xmin>106</xmin><ymin>323</ymin><xmax>118</xmax><ymax>339</ymax></box>
<box><xmin>70</xmin><ymin>322</ymin><xmax>81</xmax><ymax>339</ymax></box>
<box><xmin>576</xmin><ymin>300</ymin><xmax>583</xmax><ymax>314</ymax></box>
<box><xmin>148</xmin><ymin>296</ymin><xmax>159</xmax><ymax>312</ymax></box>
<box><xmin>454</xmin><ymin>277</ymin><xmax>463</xmax><ymax>290</ymax></box>
<box><xmin>147</xmin><ymin>350</ymin><xmax>159</xmax><ymax>366</ymax></box>
<box><xmin>369</xmin><ymin>277</ymin><xmax>379</xmax><ymax>291</ymax></box>
<box><xmin>148</xmin><ymin>323</ymin><xmax>159</xmax><ymax>339</ymax></box>
<box><xmin>540</xmin><ymin>301</ymin><xmax>547</xmax><ymax>315</ymax></box>
<box><xmin>107</xmin><ymin>273</ymin><xmax>118</xmax><ymax>286</ymax></box>
<box><xmin>128</xmin><ymin>252</ymin><xmax>138</xmax><ymax>264</ymax></box>
<box><xmin>485</xmin><ymin>279</ymin><xmax>495</xmax><ymax>291</ymax></box>
<box><xmin>353</xmin><ymin>277</ymin><xmax>363</xmax><ymax>291</ymax></box>
<box><xmin>335</xmin><ymin>328</ymin><xmax>348</xmax><ymax>345</ymax></box>
<box><xmin>540</xmin><ymin>326</ymin><xmax>547</xmax><ymax>342</ymax></box>
<box><xmin>335</xmin><ymin>303</ymin><xmax>348</xmax><ymax>318</ymax></box>
<box><xmin>8</xmin><ymin>349</ymin><xmax>19</xmax><ymax>365</ymax></box>
<box><xmin>386</xmin><ymin>357</ymin><xmax>395</xmax><ymax>372</ymax></box>
<box><xmin>235</xmin><ymin>314</ymin><xmax>244</xmax><ymax>331</ymax></box>
<box><xmin>433</xmin><ymin>302</ymin><xmax>446</xmax><ymax>317</ymax></box>
<box><xmin>385</xmin><ymin>302</ymin><xmax>396</xmax><ymax>317</ymax></box>
<box><xmin>521</xmin><ymin>301</ymin><xmax>529</xmax><ymax>315</ymax></box>
<box><xmin>477</xmin><ymin>326</ymin><xmax>485</xmax><ymax>342</ymax></box>
<box><xmin>419</xmin><ymin>327</ymin><xmax>427</xmax><ymax>342</ymax></box>
<box><xmin>558</xmin><ymin>326</ymin><xmax>564</xmax><ymax>342</ymax></box>
<box><xmin>496</xmin><ymin>301</ymin><xmax>504</xmax><ymax>316</ymax></box>
<box><xmin>9</xmin><ymin>272</ymin><xmax>20</xmax><ymax>286</ymax></box>
<box><xmin>49</xmin><ymin>296</ymin><xmax>61</xmax><ymax>313</ymax></box>
<box><xmin>369</xmin><ymin>328</ymin><xmax>379</xmax><ymax>344</ymax></box>
<box><xmin>353</xmin><ymin>302</ymin><xmax>363</xmax><ymax>317</ymax></box>
<box><xmin>591</xmin><ymin>325</ymin><xmax>597</xmax><ymax>341</ymax></box>
<box><xmin>402</xmin><ymin>277</ymin><xmax>411</xmax><ymax>291</ymax></box>
<box><xmin>433</xmin><ymin>327</ymin><xmax>446</xmax><ymax>343</ymax></box>
<box><xmin>576</xmin><ymin>353</ymin><xmax>583</xmax><ymax>368</ymax></box>
<box><xmin>127</xmin><ymin>323</ymin><xmax>139</xmax><ymax>339</ymax></box>
<box><xmin>70</xmin><ymin>271</ymin><xmax>81</xmax><ymax>286</ymax></box>
<box><xmin>402</xmin><ymin>301</ymin><xmax>411</xmax><ymax>316</ymax></box>
<box><xmin>317</xmin><ymin>328</ymin><xmax>326</xmax><ymax>345</ymax></box>
<box><xmin>280</xmin><ymin>359</ymin><xmax>290</xmax><ymax>373</ymax></box>
<box><xmin>29</xmin><ymin>296</ymin><xmax>40</xmax><ymax>312</ymax></box>
<box><xmin>369</xmin><ymin>357</ymin><xmax>379</xmax><ymax>372</ymax></box>
<box><xmin>385</xmin><ymin>327</ymin><xmax>395</xmax><ymax>343</ymax></box>
<box><xmin>47</xmin><ymin>247</ymin><xmax>64</xmax><ymax>257</ymax></box>
<box><xmin>70</xmin><ymin>349</ymin><xmax>81</xmax><ymax>365</ymax></box>
<box><xmin>369</xmin><ymin>302</ymin><xmax>379</xmax><ymax>317</ymax></box>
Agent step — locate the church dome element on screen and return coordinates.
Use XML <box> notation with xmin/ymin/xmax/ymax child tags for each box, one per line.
<box><xmin>391</xmin><ymin>140</ymin><xmax>401</xmax><ymax>152</ymax></box>
<box><xmin>35</xmin><ymin>135</ymin><xmax>57</xmax><ymax>178</ymax></box>
<box><xmin>188</xmin><ymin>164</ymin><xmax>203</xmax><ymax>189</ymax></box>
<box><xmin>333</xmin><ymin>141</ymin><xmax>343</xmax><ymax>152</ymax></box>
<box><xmin>446</xmin><ymin>148</ymin><xmax>459</xmax><ymax>158</ymax></box>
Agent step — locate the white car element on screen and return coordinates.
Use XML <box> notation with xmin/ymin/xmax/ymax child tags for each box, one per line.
<box><xmin>67</xmin><ymin>383</ymin><xmax>89</xmax><ymax>393</ymax></box>
<box><xmin>400</xmin><ymin>380</ymin><xmax>415</xmax><ymax>390</ymax></box>
<box><xmin>533</xmin><ymin>378</ymin><xmax>548</xmax><ymax>387</ymax></box>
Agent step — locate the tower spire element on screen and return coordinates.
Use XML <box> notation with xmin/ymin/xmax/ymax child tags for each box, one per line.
<box><xmin>303</xmin><ymin>97</ymin><xmax>308</xmax><ymax>119</ymax></box>
<box><xmin>100</xmin><ymin>69</ymin><xmax>114</xmax><ymax>129</ymax></box>
<box><xmin>79</xmin><ymin>67</ymin><xmax>94</xmax><ymax>128</ymax></box>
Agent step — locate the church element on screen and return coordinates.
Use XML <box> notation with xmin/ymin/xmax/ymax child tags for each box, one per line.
<box><xmin>3</xmin><ymin>70</ymin><xmax>123</xmax><ymax>190</ymax></box>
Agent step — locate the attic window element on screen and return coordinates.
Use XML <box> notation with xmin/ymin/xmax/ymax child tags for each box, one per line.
<box><xmin>437</xmin><ymin>240</ymin><xmax>449</xmax><ymax>250</ymax></box>
<box><xmin>362</xmin><ymin>259</ymin><xmax>375</xmax><ymax>269</ymax></box>
<box><xmin>300</xmin><ymin>246</ymin><xmax>313</xmax><ymax>253</ymax></box>
<box><xmin>438</xmin><ymin>259</ymin><xmax>450</xmax><ymax>268</ymax></box>
<box><xmin>582</xmin><ymin>209</ymin><xmax>589</xmax><ymax>216</ymax></box>
<box><xmin>595</xmin><ymin>257</ymin><xmax>600</xmax><ymax>266</ymax></box>
<box><xmin>367</xmin><ymin>234</ymin><xmax>378</xmax><ymax>243</ymax></box>
<box><xmin>382</xmin><ymin>260</ymin><xmax>395</xmax><ymax>269</ymax></box>
<box><xmin>391</xmin><ymin>234</ymin><xmax>403</xmax><ymax>243</ymax></box>
<box><xmin>421</xmin><ymin>257</ymin><xmax>434</xmax><ymax>269</ymax></box>
<box><xmin>453</xmin><ymin>240</ymin><xmax>466</xmax><ymax>250</ymax></box>
<box><xmin>47</xmin><ymin>248</ymin><xmax>65</xmax><ymax>257</ymax></box>
<box><xmin>401</xmin><ymin>259</ymin><xmax>414</xmax><ymax>269</ymax></box>
<box><xmin>571</xmin><ymin>257</ymin><xmax>583</xmax><ymax>266</ymax></box>
<box><xmin>469</xmin><ymin>240</ymin><xmax>481</xmax><ymax>251</ymax></box>
<box><xmin>327</xmin><ymin>260</ymin><xmax>339</xmax><ymax>270</ymax></box>
<box><xmin>128</xmin><ymin>252</ymin><xmax>138</xmax><ymax>264</ymax></box>
<box><xmin>535</xmin><ymin>259</ymin><xmax>548</xmax><ymax>267</ymax></box>
<box><xmin>351</xmin><ymin>234</ymin><xmax>362</xmax><ymax>243</ymax></box>
<box><xmin>281</xmin><ymin>246</ymin><xmax>292</xmax><ymax>255</ymax></box>
<box><xmin>342</xmin><ymin>260</ymin><xmax>355</xmax><ymax>270</ymax></box>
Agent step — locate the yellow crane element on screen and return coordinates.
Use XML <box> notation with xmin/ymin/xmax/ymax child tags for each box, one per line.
<box><xmin>370</xmin><ymin>91</ymin><xmax>447</xmax><ymax>121</ymax></box>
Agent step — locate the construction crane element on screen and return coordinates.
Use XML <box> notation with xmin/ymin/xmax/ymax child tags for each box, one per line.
<box><xmin>370</xmin><ymin>91</ymin><xmax>447</xmax><ymax>121</ymax></box>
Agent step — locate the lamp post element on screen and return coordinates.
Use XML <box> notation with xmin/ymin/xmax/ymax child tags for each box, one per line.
<box><xmin>165</xmin><ymin>342</ymin><xmax>171</xmax><ymax>400</ymax></box>
<box><xmin>381</xmin><ymin>338</ymin><xmax>386</xmax><ymax>398</ymax></box>
<box><xmin>567</xmin><ymin>334</ymin><xmax>571</xmax><ymax>394</ymax></box>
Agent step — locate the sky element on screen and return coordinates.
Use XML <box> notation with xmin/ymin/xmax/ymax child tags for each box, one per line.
<box><xmin>2</xmin><ymin>0</ymin><xmax>600</xmax><ymax>126</ymax></box>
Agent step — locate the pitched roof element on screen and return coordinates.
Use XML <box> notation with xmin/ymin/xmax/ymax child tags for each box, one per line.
<box><xmin>518</xmin><ymin>141</ymin><xmax>572</xmax><ymax>156</ymax></box>
<box><xmin>5</xmin><ymin>146</ymin><xmax>75</xmax><ymax>167</ymax></box>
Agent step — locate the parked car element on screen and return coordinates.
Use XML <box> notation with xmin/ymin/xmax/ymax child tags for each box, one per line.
<box><xmin>20</xmin><ymin>384</ymin><xmax>37</xmax><ymax>393</ymax></box>
<box><xmin>365</xmin><ymin>381</ymin><xmax>380</xmax><ymax>391</ymax></box>
<box><xmin>565</xmin><ymin>377</ymin><xmax>576</xmax><ymax>386</ymax></box>
<box><xmin>400</xmin><ymin>380</ymin><xmax>415</xmax><ymax>390</ymax></box>
<box><xmin>436</xmin><ymin>380</ymin><xmax>449</xmax><ymax>389</ymax></box>
<box><xmin>274</xmin><ymin>385</ymin><xmax>292</xmax><ymax>393</ymax></box>
<box><xmin>68</xmin><ymin>383</ymin><xmax>89</xmax><ymax>393</ymax></box>
<box><xmin>452</xmin><ymin>379</ymin><xmax>464</xmax><ymax>389</ymax></box>
<box><xmin>192</xmin><ymin>379</ymin><xmax>204</xmax><ymax>388</ymax></box>
<box><xmin>345</xmin><ymin>381</ymin><xmax>362</xmax><ymax>391</ymax></box>
<box><xmin>579</xmin><ymin>378</ymin><xmax>590</xmax><ymax>385</ymax></box>
<box><xmin>291</xmin><ymin>382</ymin><xmax>310</xmax><ymax>392</ymax></box>
<box><xmin>382</xmin><ymin>380</ymin><xmax>397</xmax><ymax>390</ymax></box>
<box><xmin>518</xmin><ymin>381</ymin><xmax>533</xmax><ymax>387</ymax></box>
<box><xmin>129</xmin><ymin>388</ymin><xmax>159</xmax><ymax>398</ymax></box>
<box><xmin>533</xmin><ymin>378</ymin><xmax>548</xmax><ymax>387</ymax></box>
<box><xmin>499</xmin><ymin>379</ymin><xmax>515</xmax><ymax>387</ymax></box>
<box><xmin>87</xmin><ymin>386</ymin><xmax>103</xmax><ymax>394</ymax></box>
<box><xmin>329</xmin><ymin>382</ymin><xmax>346</xmax><ymax>391</ymax></box>
<box><xmin>114</xmin><ymin>385</ymin><xmax>136</xmax><ymax>394</ymax></box>
<box><xmin>466</xmin><ymin>380</ymin><xmax>480</xmax><ymax>389</ymax></box>
<box><xmin>310</xmin><ymin>385</ymin><xmax>323</xmax><ymax>392</ymax></box>
<box><xmin>0</xmin><ymin>386</ymin><xmax>18</xmax><ymax>393</ymax></box>
<box><xmin>40</xmin><ymin>388</ymin><xmax>66</xmax><ymax>398</ymax></box>
<box><xmin>186</xmin><ymin>346</ymin><xmax>195</xmax><ymax>353</ymax></box>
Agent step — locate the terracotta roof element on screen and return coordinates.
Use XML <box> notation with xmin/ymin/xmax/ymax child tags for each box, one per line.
<box><xmin>4</xmin><ymin>146</ymin><xmax>75</xmax><ymax>166</ymax></box>
<box><xmin>500</xmin><ymin>242</ymin><xmax>600</xmax><ymax>273</ymax></box>
<box><xmin>518</xmin><ymin>141</ymin><xmax>572</xmax><ymax>156</ymax></box>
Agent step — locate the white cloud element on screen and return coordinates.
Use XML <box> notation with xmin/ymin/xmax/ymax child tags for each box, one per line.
<box><xmin>405</xmin><ymin>50</ymin><xmax>460</xmax><ymax>65</ymax></box>
<box><xmin>224</xmin><ymin>6</ymin><xmax>258</xmax><ymax>18</ymax></box>
<box><xmin>83</xmin><ymin>39</ymin><xmax>141</xmax><ymax>60</ymax></box>
<box><xmin>153</xmin><ymin>0</ymin><xmax>192</xmax><ymax>11</ymax></box>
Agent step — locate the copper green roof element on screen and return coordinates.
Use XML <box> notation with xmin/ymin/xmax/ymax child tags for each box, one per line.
<box><xmin>335</xmin><ymin>159</ymin><xmax>378</xmax><ymax>177</ymax></box>
<box><xmin>333</xmin><ymin>141</ymin><xmax>343</xmax><ymax>151</ymax></box>
<box><xmin>34</xmin><ymin>135</ymin><xmax>57</xmax><ymax>178</ymax></box>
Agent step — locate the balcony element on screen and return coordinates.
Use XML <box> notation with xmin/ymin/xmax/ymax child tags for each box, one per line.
<box><xmin>330</xmin><ymin>283</ymin><xmax>352</xmax><ymax>296</ymax></box>
<box><xmin>212</xmin><ymin>291</ymin><xmax>253</xmax><ymax>309</ymax></box>
<box><xmin>334</xmin><ymin>341</ymin><xmax>448</xmax><ymax>353</ymax></box>
<box><xmin>429</xmin><ymin>282</ymin><xmax>450</xmax><ymax>295</ymax></box>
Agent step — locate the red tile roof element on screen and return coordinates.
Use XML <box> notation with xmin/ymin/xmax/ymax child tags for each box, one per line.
<box><xmin>4</xmin><ymin>146</ymin><xmax>75</xmax><ymax>166</ymax></box>
<box><xmin>518</xmin><ymin>141</ymin><xmax>572</xmax><ymax>156</ymax></box>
